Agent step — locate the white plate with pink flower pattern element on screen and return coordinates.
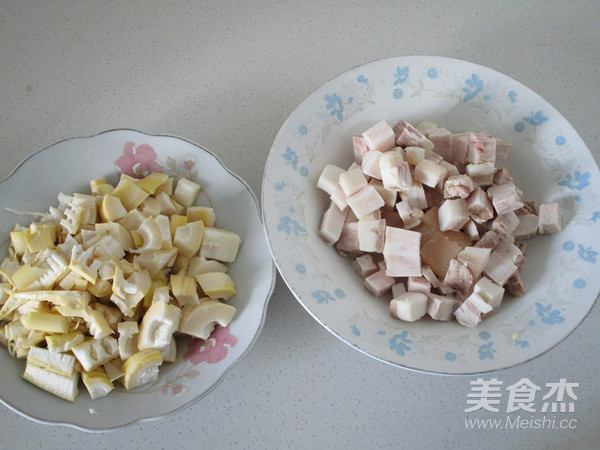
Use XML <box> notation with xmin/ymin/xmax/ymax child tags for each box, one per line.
<box><xmin>0</xmin><ymin>129</ymin><xmax>275</xmax><ymax>431</ymax></box>
<box><xmin>262</xmin><ymin>55</ymin><xmax>600</xmax><ymax>375</ymax></box>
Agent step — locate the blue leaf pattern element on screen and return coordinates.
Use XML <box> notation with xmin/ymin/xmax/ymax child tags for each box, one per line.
<box><xmin>277</xmin><ymin>216</ymin><xmax>306</xmax><ymax>236</ymax></box>
<box><xmin>523</xmin><ymin>110</ymin><xmax>548</xmax><ymax>126</ymax></box>
<box><xmin>462</xmin><ymin>74</ymin><xmax>484</xmax><ymax>102</ymax></box>
<box><xmin>311</xmin><ymin>289</ymin><xmax>336</xmax><ymax>304</ymax></box>
<box><xmin>394</xmin><ymin>66</ymin><xmax>409</xmax><ymax>85</ymax></box>
<box><xmin>324</xmin><ymin>93</ymin><xmax>344</xmax><ymax>122</ymax></box>
<box><xmin>283</xmin><ymin>146</ymin><xmax>298</xmax><ymax>170</ymax></box>
<box><xmin>577</xmin><ymin>244</ymin><xmax>598</xmax><ymax>263</ymax></box>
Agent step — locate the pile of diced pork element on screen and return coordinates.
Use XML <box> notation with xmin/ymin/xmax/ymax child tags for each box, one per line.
<box><xmin>317</xmin><ymin>119</ymin><xmax>561</xmax><ymax>327</ymax></box>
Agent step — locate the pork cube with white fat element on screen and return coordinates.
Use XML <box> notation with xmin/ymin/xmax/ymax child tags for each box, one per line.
<box><xmin>405</xmin><ymin>146</ymin><xmax>426</xmax><ymax>166</ymax></box>
<box><xmin>466</xmin><ymin>163</ymin><xmax>495</xmax><ymax>186</ymax></box>
<box><xmin>391</xmin><ymin>281</ymin><xmax>407</xmax><ymax>297</ymax></box>
<box><xmin>364</xmin><ymin>269</ymin><xmax>395</xmax><ymax>297</ymax></box>
<box><xmin>490</xmin><ymin>211</ymin><xmax>520</xmax><ymax>238</ymax></box>
<box><xmin>450</xmin><ymin>133</ymin><xmax>471</xmax><ymax>165</ymax></box>
<box><xmin>400</xmin><ymin>182</ymin><xmax>428</xmax><ymax>210</ymax></box>
<box><xmin>362</xmin><ymin>120</ymin><xmax>396</xmax><ymax>152</ymax></box>
<box><xmin>506</xmin><ymin>271</ymin><xmax>526</xmax><ymax>297</ymax></box>
<box><xmin>427</xmin><ymin>293</ymin><xmax>461</xmax><ymax>321</ymax></box>
<box><xmin>318</xmin><ymin>201</ymin><xmax>348</xmax><ymax>245</ymax></box>
<box><xmin>414</xmin><ymin>159</ymin><xmax>448</xmax><ymax>188</ymax></box>
<box><xmin>346</xmin><ymin>185</ymin><xmax>385</xmax><ymax>218</ymax></box>
<box><xmin>454</xmin><ymin>293</ymin><xmax>493</xmax><ymax>327</ymax></box>
<box><xmin>389</xmin><ymin>292</ymin><xmax>429</xmax><ymax>321</ymax></box>
<box><xmin>467</xmin><ymin>132</ymin><xmax>497</xmax><ymax>164</ymax></box>
<box><xmin>361</xmin><ymin>150</ymin><xmax>383</xmax><ymax>179</ymax></box>
<box><xmin>396</xmin><ymin>201</ymin><xmax>424</xmax><ymax>229</ymax></box>
<box><xmin>474</xmin><ymin>230</ymin><xmax>501</xmax><ymax>249</ymax></box>
<box><xmin>407</xmin><ymin>276</ymin><xmax>431</xmax><ymax>293</ymax></box>
<box><xmin>473</xmin><ymin>276</ymin><xmax>505</xmax><ymax>309</ymax></box>
<box><xmin>317</xmin><ymin>164</ymin><xmax>345</xmax><ymax>196</ymax></box>
<box><xmin>369</xmin><ymin>179</ymin><xmax>397</xmax><ymax>208</ymax></box>
<box><xmin>380</xmin><ymin>150</ymin><xmax>412</xmax><ymax>191</ymax></box>
<box><xmin>495</xmin><ymin>138</ymin><xmax>511</xmax><ymax>160</ymax></box>
<box><xmin>538</xmin><ymin>202</ymin><xmax>561</xmax><ymax>234</ymax></box>
<box><xmin>335</xmin><ymin>222</ymin><xmax>362</xmax><ymax>257</ymax></box>
<box><xmin>393</xmin><ymin>119</ymin><xmax>434</xmax><ymax>151</ymax></box>
<box><xmin>444</xmin><ymin>175</ymin><xmax>475</xmax><ymax>199</ymax></box>
<box><xmin>487</xmin><ymin>182</ymin><xmax>524</xmax><ymax>216</ymax></box>
<box><xmin>357</xmin><ymin>219</ymin><xmax>386</xmax><ymax>253</ymax></box>
<box><xmin>352</xmin><ymin>136</ymin><xmax>369</xmax><ymax>164</ymax></box>
<box><xmin>483</xmin><ymin>250</ymin><xmax>518</xmax><ymax>286</ymax></box>
<box><xmin>513</xmin><ymin>214</ymin><xmax>539</xmax><ymax>240</ymax></box>
<box><xmin>438</xmin><ymin>198</ymin><xmax>469</xmax><ymax>231</ymax></box>
<box><xmin>457</xmin><ymin>246</ymin><xmax>491</xmax><ymax>278</ymax></box>
<box><xmin>494</xmin><ymin>237</ymin><xmax>525</xmax><ymax>267</ymax></box>
<box><xmin>428</xmin><ymin>127</ymin><xmax>453</xmax><ymax>161</ymax></box>
<box><xmin>352</xmin><ymin>254</ymin><xmax>379</xmax><ymax>278</ymax></box>
<box><xmin>466</xmin><ymin>187</ymin><xmax>494</xmax><ymax>223</ymax></box>
<box><xmin>442</xmin><ymin>259</ymin><xmax>474</xmax><ymax>297</ymax></box>
<box><xmin>382</xmin><ymin>227</ymin><xmax>421</xmax><ymax>277</ymax></box>
<box><xmin>339</xmin><ymin>168</ymin><xmax>368</xmax><ymax>197</ymax></box>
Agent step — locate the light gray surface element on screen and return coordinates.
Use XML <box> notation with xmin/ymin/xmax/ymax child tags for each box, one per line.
<box><xmin>1</xmin><ymin>1</ymin><xmax>598</xmax><ymax>448</ymax></box>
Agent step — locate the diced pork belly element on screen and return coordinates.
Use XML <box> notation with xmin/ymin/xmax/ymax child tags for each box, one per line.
<box><xmin>352</xmin><ymin>254</ymin><xmax>379</xmax><ymax>278</ymax></box>
<box><xmin>443</xmin><ymin>259</ymin><xmax>474</xmax><ymax>297</ymax></box>
<box><xmin>490</xmin><ymin>211</ymin><xmax>520</xmax><ymax>238</ymax></box>
<box><xmin>438</xmin><ymin>198</ymin><xmax>469</xmax><ymax>232</ymax></box>
<box><xmin>396</xmin><ymin>201</ymin><xmax>424</xmax><ymax>229</ymax></box>
<box><xmin>389</xmin><ymin>292</ymin><xmax>429</xmax><ymax>321</ymax></box>
<box><xmin>538</xmin><ymin>202</ymin><xmax>561</xmax><ymax>234</ymax></box>
<box><xmin>330</xmin><ymin>184</ymin><xmax>348</xmax><ymax>211</ymax></box>
<box><xmin>495</xmin><ymin>138</ymin><xmax>511</xmax><ymax>160</ymax></box>
<box><xmin>474</xmin><ymin>230</ymin><xmax>501</xmax><ymax>249</ymax></box>
<box><xmin>383</xmin><ymin>227</ymin><xmax>421</xmax><ymax>277</ymax></box>
<box><xmin>357</xmin><ymin>219</ymin><xmax>386</xmax><ymax>253</ymax></box>
<box><xmin>515</xmin><ymin>200</ymin><xmax>538</xmax><ymax>216</ymax></box>
<box><xmin>473</xmin><ymin>276</ymin><xmax>504</xmax><ymax>309</ymax></box>
<box><xmin>421</xmin><ymin>264</ymin><xmax>442</xmax><ymax>288</ymax></box>
<box><xmin>487</xmin><ymin>182</ymin><xmax>524</xmax><ymax>216</ymax></box>
<box><xmin>420</xmin><ymin>232</ymin><xmax>463</xmax><ymax>279</ymax></box>
<box><xmin>362</xmin><ymin>120</ymin><xmax>396</xmax><ymax>152</ymax></box>
<box><xmin>405</xmin><ymin>146</ymin><xmax>426</xmax><ymax>166</ymax></box>
<box><xmin>467</xmin><ymin>132</ymin><xmax>496</xmax><ymax>164</ymax></box>
<box><xmin>361</xmin><ymin>150</ymin><xmax>383</xmax><ymax>179</ymax></box>
<box><xmin>424</xmin><ymin>152</ymin><xmax>444</xmax><ymax>164</ymax></box>
<box><xmin>392</xmin><ymin>281</ymin><xmax>407</xmax><ymax>297</ymax></box>
<box><xmin>454</xmin><ymin>293</ymin><xmax>493</xmax><ymax>327</ymax></box>
<box><xmin>506</xmin><ymin>271</ymin><xmax>526</xmax><ymax>297</ymax></box>
<box><xmin>400</xmin><ymin>182</ymin><xmax>428</xmax><ymax>210</ymax></box>
<box><xmin>427</xmin><ymin>293</ymin><xmax>461</xmax><ymax>321</ymax></box>
<box><xmin>407</xmin><ymin>276</ymin><xmax>431</xmax><ymax>293</ymax></box>
<box><xmin>493</xmin><ymin>166</ymin><xmax>513</xmax><ymax>185</ymax></box>
<box><xmin>346</xmin><ymin>185</ymin><xmax>385</xmax><ymax>219</ymax></box>
<box><xmin>352</xmin><ymin>136</ymin><xmax>369</xmax><ymax>164</ymax></box>
<box><xmin>466</xmin><ymin>187</ymin><xmax>494</xmax><ymax>223</ymax></box>
<box><xmin>450</xmin><ymin>132</ymin><xmax>471</xmax><ymax>165</ymax></box>
<box><xmin>317</xmin><ymin>164</ymin><xmax>345</xmax><ymax>196</ymax></box>
<box><xmin>494</xmin><ymin>237</ymin><xmax>526</xmax><ymax>267</ymax></box>
<box><xmin>339</xmin><ymin>168</ymin><xmax>368</xmax><ymax>197</ymax></box>
<box><xmin>335</xmin><ymin>222</ymin><xmax>362</xmax><ymax>257</ymax></box>
<box><xmin>466</xmin><ymin>162</ymin><xmax>495</xmax><ymax>186</ymax></box>
<box><xmin>483</xmin><ymin>250</ymin><xmax>518</xmax><ymax>286</ymax></box>
<box><xmin>457</xmin><ymin>246</ymin><xmax>491</xmax><ymax>278</ymax></box>
<box><xmin>416</xmin><ymin>121</ymin><xmax>438</xmax><ymax>136</ymax></box>
<box><xmin>364</xmin><ymin>268</ymin><xmax>395</xmax><ymax>297</ymax></box>
<box><xmin>428</xmin><ymin>127</ymin><xmax>453</xmax><ymax>161</ymax></box>
<box><xmin>513</xmin><ymin>213</ymin><xmax>538</xmax><ymax>240</ymax></box>
<box><xmin>414</xmin><ymin>159</ymin><xmax>448</xmax><ymax>188</ymax></box>
<box><xmin>439</xmin><ymin>160</ymin><xmax>460</xmax><ymax>178</ymax></box>
<box><xmin>368</xmin><ymin>179</ymin><xmax>397</xmax><ymax>208</ymax></box>
<box><xmin>463</xmin><ymin>219</ymin><xmax>480</xmax><ymax>242</ymax></box>
<box><xmin>380</xmin><ymin>150</ymin><xmax>412</xmax><ymax>191</ymax></box>
<box><xmin>393</xmin><ymin>119</ymin><xmax>434</xmax><ymax>151</ymax></box>
<box><xmin>444</xmin><ymin>175</ymin><xmax>475</xmax><ymax>199</ymax></box>
<box><xmin>318</xmin><ymin>201</ymin><xmax>348</xmax><ymax>245</ymax></box>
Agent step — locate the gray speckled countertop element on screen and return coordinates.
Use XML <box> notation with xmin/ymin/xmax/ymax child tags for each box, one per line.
<box><xmin>1</xmin><ymin>1</ymin><xmax>598</xmax><ymax>448</ymax></box>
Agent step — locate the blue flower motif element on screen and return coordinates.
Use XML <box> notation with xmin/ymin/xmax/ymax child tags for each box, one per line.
<box><xmin>563</xmin><ymin>241</ymin><xmax>575</xmax><ymax>251</ymax></box>
<box><xmin>514</xmin><ymin>339</ymin><xmax>529</xmax><ymax>348</ymax></box>
<box><xmin>295</xmin><ymin>263</ymin><xmax>306</xmax><ymax>274</ymax></box>
<box><xmin>478</xmin><ymin>342</ymin><xmax>496</xmax><ymax>360</ymax></box>
<box><xmin>298</xmin><ymin>124</ymin><xmax>308</xmax><ymax>135</ymax></box>
<box><xmin>445</xmin><ymin>352</ymin><xmax>457</xmax><ymax>361</ymax></box>
<box><xmin>299</xmin><ymin>166</ymin><xmax>309</xmax><ymax>177</ymax></box>
<box><xmin>573</xmin><ymin>278</ymin><xmax>586</xmax><ymax>289</ymax></box>
<box><xmin>578</xmin><ymin>244</ymin><xmax>598</xmax><ymax>263</ymax></box>
<box><xmin>558</xmin><ymin>171</ymin><xmax>591</xmax><ymax>190</ymax></box>
<box><xmin>393</xmin><ymin>66</ymin><xmax>409</xmax><ymax>85</ymax></box>
<box><xmin>575</xmin><ymin>195</ymin><xmax>582</xmax><ymax>202</ymax></box>
<box><xmin>275</xmin><ymin>181</ymin><xmax>286</xmax><ymax>191</ymax></box>
<box><xmin>389</xmin><ymin>330</ymin><xmax>412</xmax><ymax>356</ymax></box>
<box><xmin>378</xmin><ymin>330</ymin><xmax>386</xmax><ymax>335</ymax></box>
<box><xmin>535</xmin><ymin>302</ymin><xmax>565</xmax><ymax>325</ymax></box>
<box><xmin>514</xmin><ymin>122</ymin><xmax>525</xmax><ymax>132</ymax></box>
<box><xmin>592</xmin><ymin>211</ymin><xmax>600</xmax><ymax>222</ymax></box>
<box><xmin>427</xmin><ymin>67</ymin><xmax>438</xmax><ymax>79</ymax></box>
<box><xmin>357</xmin><ymin>75</ymin><xmax>368</xmax><ymax>84</ymax></box>
<box><xmin>277</xmin><ymin>216</ymin><xmax>306</xmax><ymax>236</ymax></box>
<box><xmin>508</xmin><ymin>90</ymin><xmax>517</xmax><ymax>103</ymax></box>
<box><xmin>324</xmin><ymin>93</ymin><xmax>344</xmax><ymax>122</ymax></box>
<box><xmin>334</xmin><ymin>288</ymin><xmax>346</xmax><ymax>298</ymax></box>
<box><xmin>393</xmin><ymin>88</ymin><xmax>403</xmax><ymax>99</ymax></box>
<box><xmin>462</xmin><ymin>73</ymin><xmax>484</xmax><ymax>102</ymax></box>
<box><xmin>484</xmin><ymin>94</ymin><xmax>491</xmax><ymax>100</ymax></box>
<box><xmin>283</xmin><ymin>146</ymin><xmax>298</xmax><ymax>170</ymax></box>
<box><xmin>555</xmin><ymin>136</ymin><xmax>566</xmax><ymax>146</ymax></box>
<box><xmin>351</xmin><ymin>325</ymin><xmax>360</xmax><ymax>336</ymax></box>
<box><xmin>311</xmin><ymin>289</ymin><xmax>336</xmax><ymax>304</ymax></box>
<box><xmin>523</xmin><ymin>111</ymin><xmax>548</xmax><ymax>126</ymax></box>
<box><xmin>478</xmin><ymin>331</ymin><xmax>491</xmax><ymax>340</ymax></box>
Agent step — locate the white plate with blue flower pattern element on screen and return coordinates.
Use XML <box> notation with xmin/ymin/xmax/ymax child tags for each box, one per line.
<box><xmin>0</xmin><ymin>130</ymin><xmax>276</xmax><ymax>430</ymax></box>
<box><xmin>262</xmin><ymin>56</ymin><xmax>600</xmax><ymax>375</ymax></box>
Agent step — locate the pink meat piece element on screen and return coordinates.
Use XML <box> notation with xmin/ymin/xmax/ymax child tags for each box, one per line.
<box><xmin>427</xmin><ymin>293</ymin><xmax>461</xmax><ymax>321</ymax></box>
<box><xmin>352</xmin><ymin>254</ymin><xmax>379</xmax><ymax>278</ymax></box>
<box><xmin>442</xmin><ymin>259</ymin><xmax>474</xmax><ymax>298</ymax></box>
<box><xmin>443</xmin><ymin>175</ymin><xmax>475</xmax><ymax>199</ymax></box>
<box><xmin>454</xmin><ymin>293</ymin><xmax>493</xmax><ymax>327</ymax></box>
<box><xmin>467</xmin><ymin>132</ymin><xmax>497</xmax><ymax>164</ymax></box>
<box><xmin>513</xmin><ymin>213</ymin><xmax>538</xmax><ymax>240</ymax></box>
<box><xmin>493</xmin><ymin>237</ymin><xmax>526</xmax><ymax>267</ymax></box>
<box><xmin>382</xmin><ymin>226</ymin><xmax>422</xmax><ymax>277</ymax></box>
<box><xmin>490</xmin><ymin>211</ymin><xmax>520</xmax><ymax>238</ymax></box>
<box><xmin>450</xmin><ymin>133</ymin><xmax>471</xmax><ymax>164</ymax></box>
<box><xmin>362</xmin><ymin>120</ymin><xmax>396</xmax><ymax>152</ymax></box>
<box><xmin>361</xmin><ymin>150</ymin><xmax>383</xmax><ymax>180</ymax></box>
<box><xmin>483</xmin><ymin>250</ymin><xmax>518</xmax><ymax>286</ymax></box>
<box><xmin>487</xmin><ymin>182</ymin><xmax>524</xmax><ymax>216</ymax></box>
<box><xmin>346</xmin><ymin>185</ymin><xmax>385</xmax><ymax>219</ymax></box>
<box><xmin>493</xmin><ymin>166</ymin><xmax>513</xmax><ymax>185</ymax></box>
<box><xmin>538</xmin><ymin>202</ymin><xmax>562</xmax><ymax>234</ymax></box>
<box><xmin>495</xmin><ymin>138</ymin><xmax>511</xmax><ymax>160</ymax></box>
<box><xmin>352</xmin><ymin>136</ymin><xmax>369</xmax><ymax>164</ymax></box>
<box><xmin>400</xmin><ymin>182</ymin><xmax>428</xmax><ymax>210</ymax></box>
<box><xmin>428</xmin><ymin>127</ymin><xmax>453</xmax><ymax>161</ymax></box>
<box><xmin>466</xmin><ymin>187</ymin><xmax>494</xmax><ymax>223</ymax></box>
<box><xmin>474</xmin><ymin>230</ymin><xmax>501</xmax><ymax>249</ymax></box>
<box><xmin>335</xmin><ymin>222</ymin><xmax>362</xmax><ymax>257</ymax></box>
<box><xmin>407</xmin><ymin>276</ymin><xmax>431</xmax><ymax>294</ymax></box>
<box><xmin>506</xmin><ymin>271</ymin><xmax>526</xmax><ymax>297</ymax></box>
<box><xmin>364</xmin><ymin>269</ymin><xmax>395</xmax><ymax>297</ymax></box>
<box><xmin>393</xmin><ymin>119</ymin><xmax>433</xmax><ymax>150</ymax></box>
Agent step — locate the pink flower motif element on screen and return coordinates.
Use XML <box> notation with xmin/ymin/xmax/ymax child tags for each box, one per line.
<box><xmin>171</xmin><ymin>384</ymin><xmax>185</xmax><ymax>395</ymax></box>
<box><xmin>115</xmin><ymin>142</ymin><xmax>163</xmax><ymax>178</ymax></box>
<box><xmin>183</xmin><ymin>325</ymin><xmax>238</xmax><ymax>365</ymax></box>
<box><xmin>183</xmin><ymin>154</ymin><xmax>196</xmax><ymax>172</ymax></box>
